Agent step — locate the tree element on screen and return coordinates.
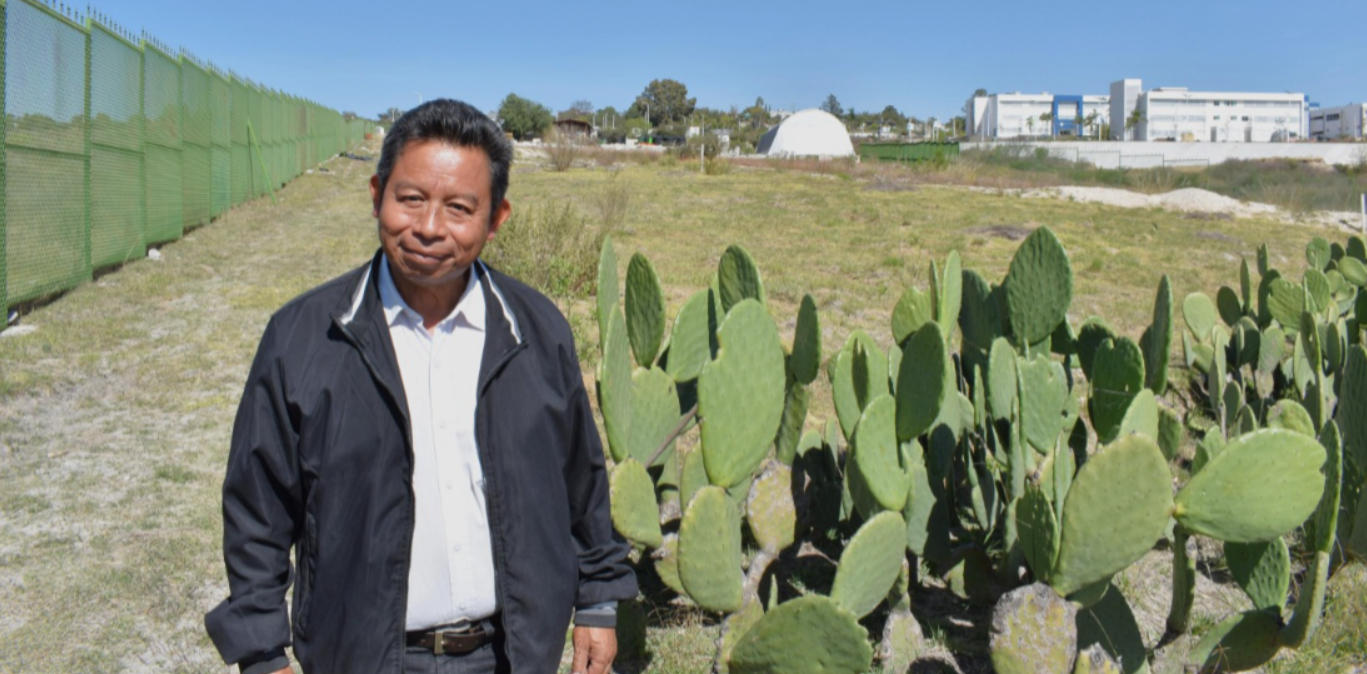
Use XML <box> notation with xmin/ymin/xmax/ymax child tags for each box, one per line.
<box><xmin>377</xmin><ymin>107</ymin><xmax>404</xmax><ymax>125</ymax></box>
<box><xmin>821</xmin><ymin>94</ymin><xmax>843</xmax><ymax>117</ymax></box>
<box><xmin>497</xmin><ymin>93</ymin><xmax>553</xmax><ymax>140</ymax></box>
<box><xmin>1040</xmin><ymin>112</ymin><xmax>1054</xmax><ymax>138</ymax></box>
<box><xmin>566</xmin><ymin>99</ymin><xmax>594</xmax><ymax>120</ymax></box>
<box><xmin>1085</xmin><ymin>110</ymin><xmax>1100</xmax><ymax>139</ymax></box>
<box><xmin>973</xmin><ymin>88</ymin><xmax>988</xmax><ymax>98</ymax></box>
<box><xmin>1126</xmin><ymin>108</ymin><xmax>1146</xmax><ymax>141</ymax></box>
<box><xmin>633</xmin><ymin>79</ymin><xmax>695</xmax><ymax>126</ymax></box>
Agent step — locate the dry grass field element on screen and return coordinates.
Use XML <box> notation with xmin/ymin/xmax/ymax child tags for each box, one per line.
<box><xmin>0</xmin><ymin>143</ymin><xmax>1362</xmax><ymax>673</ymax></box>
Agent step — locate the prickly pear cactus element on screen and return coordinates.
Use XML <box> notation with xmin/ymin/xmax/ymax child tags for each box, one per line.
<box><xmin>625</xmin><ymin>252</ymin><xmax>666</xmax><ymax>367</ymax></box>
<box><xmin>678</xmin><ymin>486</ymin><xmax>744</xmax><ymax>613</ymax></box>
<box><xmin>664</xmin><ymin>288</ymin><xmax>718</xmax><ymax>382</ymax></box>
<box><xmin>1049</xmin><ymin>435</ymin><xmax>1173</xmax><ymax>596</ymax></box>
<box><xmin>728</xmin><ymin>595</ymin><xmax>873</xmax><ymax>674</ymax></box>
<box><xmin>698</xmin><ymin>299</ymin><xmax>786</xmax><ymax>489</ymax></box>
<box><xmin>830</xmin><ymin>511</ymin><xmax>907</xmax><ymax>618</ymax></box>
<box><xmin>718</xmin><ymin>244</ymin><xmax>765</xmax><ymax>313</ymax></box>
<box><xmin>1005</xmin><ymin>226</ymin><xmax>1074</xmax><ymax>348</ymax></box>
<box><xmin>609</xmin><ymin>458</ymin><xmax>663</xmax><ymax>549</ymax></box>
<box><xmin>1174</xmin><ymin>429</ymin><xmax>1326</xmax><ymax>543</ymax></box>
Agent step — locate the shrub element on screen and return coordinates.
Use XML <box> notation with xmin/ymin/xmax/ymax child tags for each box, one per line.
<box><xmin>545</xmin><ymin>127</ymin><xmax>583</xmax><ymax>172</ymax></box>
<box><xmin>481</xmin><ymin>202</ymin><xmax>604</xmax><ymax>299</ymax></box>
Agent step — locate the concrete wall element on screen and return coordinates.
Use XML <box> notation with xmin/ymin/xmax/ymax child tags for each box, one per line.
<box><xmin>961</xmin><ymin>140</ymin><xmax>1367</xmax><ymax>168</ymax></box>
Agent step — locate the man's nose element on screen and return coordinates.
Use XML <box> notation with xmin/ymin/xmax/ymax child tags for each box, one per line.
<box><xmin>415</xmin><ymin>203</ymin><xmax>443</xmax><ymax>239</ymax></box>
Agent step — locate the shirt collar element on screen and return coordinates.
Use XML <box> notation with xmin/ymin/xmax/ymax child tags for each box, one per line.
<box><xmin>378</xmin><ymin>257</ymin><xmax>485</xmax><ymax>333</ymax></box>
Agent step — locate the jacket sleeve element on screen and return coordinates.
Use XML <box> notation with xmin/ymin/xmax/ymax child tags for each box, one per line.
<box><xmin>204</xmin><ymin>315</ymin><xmax>303</xmax><ymax>665</ymax></box>
<box><xmin>561</xmin><ymin>340</ymin><xmax>639</xmax><ymax>616</ymax></box>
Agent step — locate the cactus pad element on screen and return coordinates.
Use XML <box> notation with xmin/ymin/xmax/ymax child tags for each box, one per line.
<box><xmin>1089</xmin><ymin>337</ymin><xmax>1146</xmax><ymax>445</ymax></box>
<box><xmin>1140</xmin><ymin>275</ymin><xmax>1174</xmax><ymax>394</ymax></box>
<box><xmin>599</xmin><ymin>307</ymin><xmax>634</xmax><ymax>462</ymax></box>
<box><xmin>1264</xmin><ymin>400</ymin><xmax>1314</xmax><ymax>438</ymax></box>
<box><xmin>729</xmin><ymin>594</ymin><xmax>872</xmax><ymax>674</ymax></box>
<box><xmin>1190</xmin><ymin>610</ymin><xmax>1283</xmax><ymax>673</ymax></box>
<box><xmin>747</xmin><ymin>461</ymin><xmax>797</xmax><ymax>555</ymax></box>
<box><xmin>1050</xmin><ymin>435</ymin><xmax>1173</xmax><ymax>596</ymax></box>
<box><xmin>1341</xmin><ymin>346</ymin><xmax>1367</xmax><ymax>479</ymax></box>
<box><xmin>665</xmin><ymin>288</ymin><xmax>719</xmax><ymax>383</ymax></box>
<box><xmin>989</xmin><ymin>583</ymin><xmax>1078</xmax><ymax>674</ymax></box>
<box><xmin>938</xmin><ymin>250</ymin><xmax>963</xmax><ymax>332</ymax></box>
<box><xmin>790</xmin><ymin>294</ymin><xmax>822</xmax><ymax>386</ymax></box>
<box><xmin>891</xmin><ymin>286</ymin><xmax>935</xmax><ymax>346</ymax></box>
<box><xmin>1183</xmin><ymin>292</ymin><xmax>1217</xmax><ymax>342</ymax></box>
<box><xmin>851</xmin><ymin>395</ymin><xmax>910</xmax><ymax>514</ymax></box>
<box><xmin>774</xmin><ymin>382</ymin><xmax>810</xmax><ymax>465</ymax></box>
<box><xmin>1075</xmin><ymin>583</ymin><xmax>1147</xmax><ymax>674</ymax></box>
<box><xmin>654</xmin><ymin>534</ymin><xmax>685</xmax><ymax>595</ymax></box>
<box><xmin>718</xmin><ymin>244</ymin><xmax>765</xmax><ymax>313</ymax></box>
<box><xmin>1266</xmin><ymin>278</ymin><xmax>1304</xmax><ymax>331</ymax></box>
<box><xmin>1019</xmin><ymin>353</ymin><xmax>1069</xmax><ymax>453</ymax></box>
<box><xmin>1118</xmin><ymin>389</ymin><xmax>1159</xmax><ymax>441</ymax></box>
<box><xmin>960</xmin><ymin>269</ymin><xmax>1005</xmax><ymax>351</ymax></box>
<box><xmin>678</xmin><ymin>486</ymin><xmax>744</xmax><ymax>613</ymax></box>
<box><xmin>1224</xmin><ymin>538</ymin><xmax>1290</xmax><ymax>612</ymax></box>
<box><xmin>831</xmin><ymin>511</ymin><xmax>908</xmax><ymax>618</ymax></box>
<box><xmin>596</xmin><ymin>235</ymin><xmax>619</xmax><ymax>340</ymax></box>
<box><xmin>1077</xmin><ymin>317</ymin><xmax>1117</xmax><ymax>380</ymax></box>
<box><xmin>699</xmin><ymin>299</ymin><xmax>786</xmax><ymax>489</ymax></box>
<box><xmin>1005</xmin><ymin>226</ymin><xmax>1074</xmax><ymax>347</ymax></box>
<box><xmin>987</xmin><ymin>337</ymin><xmax>1017</xmax><ymax>422</ymax></box>
<box><xmin>610</xmin><ymin>459</ymin><xmax>664</xmax><ymax>549</ymax></box>
<box><xmin>1175</xmin><ymin>429</ymin><xmax>1326</xmax><ymax>543</ymax></box>
<box><xmin>625</xmin><ymin>252</ymin><xmax>666</xmax><ymax>367</ymax></box>
<box><xmin>719</xmin><ymin>599</ymin><xmax>764</xmax><ymax>674</ymax></box>
<box><xmin>1016</xmin><ymin>484</ymin><xmax>1059</xmax><ymax>583</ymax></box>
<box><xmin>895</xmin><ymin>323</ymin><xmax>948</xmax><ymax>441</ymax></box>
<box><xmin>1158</xmin><ymin>406</ymin><xmax>1184</xmax><ymax>461</ymax></box>
<box><xmin>629</xmin><ymin>366</ymin><xmax>681</xmax><ymax>466</ymax></box>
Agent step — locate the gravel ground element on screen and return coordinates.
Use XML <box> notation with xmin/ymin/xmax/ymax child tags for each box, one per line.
<box><xmin>1022</xmin><ymin>185</ymin><xmax>1367</xmax><ymax>233</ymax></box>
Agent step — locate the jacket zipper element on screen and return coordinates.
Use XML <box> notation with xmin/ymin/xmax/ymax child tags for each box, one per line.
<box><xmin>334</xmin><ymin>318</ymin><xmax>416</xmax><ymax>674</ymax></box>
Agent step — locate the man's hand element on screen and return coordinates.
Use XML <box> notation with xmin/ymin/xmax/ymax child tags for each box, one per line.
<box><xmin>570</xmin><ymin>625</ymin><xmax>617</xmax><ymax>674</ymax></box>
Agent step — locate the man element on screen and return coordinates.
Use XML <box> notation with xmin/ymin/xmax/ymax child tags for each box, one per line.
<box><xmin>205</xmin><ymin>99</ymin><xmax>637</xmax><ymax>674</ymax></box>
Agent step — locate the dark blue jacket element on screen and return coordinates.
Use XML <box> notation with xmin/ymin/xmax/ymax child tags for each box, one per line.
<box><xmin>205</xmin><ymin>252</ymin><xmax>637</xmax><ymax>673</ymax></box>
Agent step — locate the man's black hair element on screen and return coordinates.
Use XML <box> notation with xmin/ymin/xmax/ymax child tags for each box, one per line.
<box><xmin>374</xmin><ymin>98</ymin><xmax>512</xmax><ymax>213</ymax></box>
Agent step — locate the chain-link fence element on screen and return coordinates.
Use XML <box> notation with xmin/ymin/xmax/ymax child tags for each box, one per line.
<box><xmin>3</xmin><ymin>0</ymin><xmax>371</xmax><ymax>316</ymax></box>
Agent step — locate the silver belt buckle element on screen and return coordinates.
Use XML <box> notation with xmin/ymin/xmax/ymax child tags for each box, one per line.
<box><xmin>432</xmin><ymin>618</ymin><xmax>472</xmax><ymax>655</ymax></box>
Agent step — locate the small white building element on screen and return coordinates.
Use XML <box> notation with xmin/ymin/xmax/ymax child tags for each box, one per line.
<box><xmin>1112</xmin><ymin>79</ymin><xmax>1308</xmax><ymax>142</ymax></box>
<box><xmin>756</xmin><ymin>109</ymin><xmax>854</xmax><ymax>158</ymax></box>
<box><xmin>966</xmin><ymin>92</ymin><xmax>1110</xmax><ymax>140</ymax></box>
<box><xmin>1309</xmin><ymin>103</ymin><xmax>1366</xmax><ymax>140</ymax></box>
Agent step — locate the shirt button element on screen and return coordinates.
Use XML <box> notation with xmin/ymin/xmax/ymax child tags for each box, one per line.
<box><xmin>452</xmin><ymin>541</ymin><xmax>462</xmax><ymax>552</ymax></box>
<box><xmin>439</xmin><ymin>418</ymin><xmax>447</xmax><ymax>429</ymax></box>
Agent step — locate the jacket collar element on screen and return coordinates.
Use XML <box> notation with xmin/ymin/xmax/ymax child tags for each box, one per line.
<box><xmin>338</xmin><ymin>250</ymin><xmax>522</xmax><ymax>349</ymax></box>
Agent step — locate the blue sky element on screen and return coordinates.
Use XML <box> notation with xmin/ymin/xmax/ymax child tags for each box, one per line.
<box><xmin>100</xmin><ymin>0</ymin><xmax>1364</xmax><ymax>121</ymax></box>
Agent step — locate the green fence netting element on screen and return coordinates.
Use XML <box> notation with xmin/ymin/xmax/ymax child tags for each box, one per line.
<box><xmin>4</xmin><ymin>0</ymin><xmax>90</xmax><ymax>305</ymax></box>
<box><xmin>1</xmin><ymin>1</ymin><xmax>366</xmax><ymax>317</ymax></box>
<box><xmin>209</xmin><ymin>68</ymin><xmax>230</xmax><ymax>218</ymax></box>
<box><xmin>90</xmin><ymin>21</ymin><xmax>144</xmax><ymax>267</ymax></box>
<box><xmin>143</xmin><ymin>42</ymin><xmax>181</xmax><ymax>244</ymax></box>
<box><xmin>180</xmin><ymin>56</ymin><xmax>210</xmax><ymax>229</ymax></box>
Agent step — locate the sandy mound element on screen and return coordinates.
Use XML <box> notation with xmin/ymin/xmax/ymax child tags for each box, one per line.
<box><xmin>1024</xmin><ymin>186</ymin><xmax>1279</xmax><ymax>219</ymax></box>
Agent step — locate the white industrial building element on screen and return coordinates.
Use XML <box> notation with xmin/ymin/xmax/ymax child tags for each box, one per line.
<box><xmin>966</xmin><ymin>93</ymin><xmax>1110</xmax><ymax>140</ymax></box>
<box><xmin>969</xmin><ymin>79</ymin><xmax>1308</xmax><ymax>143</ymax></box>
<box><xmin>1117</xmin><ymin>80</ymin><xmax>1308</xmax><ymax>142</ymax></box>
<box><xmin>1309</xmin><ymin>103</ymin><xmax>1366</xmax><ymax>140</ymax></box>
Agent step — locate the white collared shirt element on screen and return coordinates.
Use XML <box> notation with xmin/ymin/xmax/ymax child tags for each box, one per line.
<box><xmin>378</xmin><ymin>260</ymin><xmax>498</xmax><ymax>630</ymax></box>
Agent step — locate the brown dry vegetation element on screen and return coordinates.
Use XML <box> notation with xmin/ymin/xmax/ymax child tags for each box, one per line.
<box><xmin>1</xmin><ymin>142</ymin><xmax>1363</xmax><ymax>673</ymax></box>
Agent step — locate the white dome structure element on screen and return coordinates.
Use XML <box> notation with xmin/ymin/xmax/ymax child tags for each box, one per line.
<box><xmin>756</xmin><ymin>109</ymin><xmax>854</xmax><ymax>158</ymax></box>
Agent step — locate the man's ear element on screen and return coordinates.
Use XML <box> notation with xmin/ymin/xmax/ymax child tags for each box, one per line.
<box><xmin>368</xmin><ymin>174</ymin><xmax>382</xmax><ymax>216</ymax></box>
<box><xmin>487</xmin><ymin>199</ymin><xmax>512</xmax><ymax>241</ymax></box>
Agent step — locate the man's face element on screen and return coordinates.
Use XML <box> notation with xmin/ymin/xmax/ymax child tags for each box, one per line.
<box><xmin>370</xmin><ymin>140</ymin><xmax>511</xmax><ymax>291</ymax></box>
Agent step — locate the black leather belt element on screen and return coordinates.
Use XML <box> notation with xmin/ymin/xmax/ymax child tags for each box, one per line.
<box><xmin>405</xmin><ymin>618</ymin><xmax>494</xmax><ymax>655</ymax></box>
